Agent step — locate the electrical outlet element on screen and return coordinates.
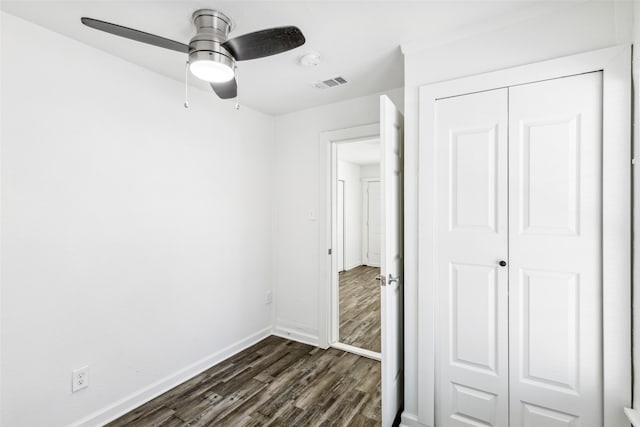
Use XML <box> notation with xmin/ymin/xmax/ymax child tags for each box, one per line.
<box><xmin>72</xmin><ymin>366</ymin><xmax>89</xmax><ymax>393</ymax></box>
<box><xmin>265</xmin><ymin>290</ymin><xmax>273</xmax><ymax>304</ymax></box>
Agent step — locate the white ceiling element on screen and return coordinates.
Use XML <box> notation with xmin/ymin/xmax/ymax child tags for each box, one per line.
<box><xmin>338</xmin><ymin>138</ymin><xmax>380</xmax><ymax>166</ymax></box>
<box><xmin>1</xmin><ymin>0</ymin><xmax>570</xmax><ymax>115</ymax></box>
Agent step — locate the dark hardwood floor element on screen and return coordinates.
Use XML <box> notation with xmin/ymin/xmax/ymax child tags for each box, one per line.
<box><xmin>339</xmin><ymin>265</ymin><xmax>381</xmax><ymax>353</ymax></box>
<box><xmin>106</xmin><ymin>336</ymin><xmax>381</xmax><ymax>426</ymax></box>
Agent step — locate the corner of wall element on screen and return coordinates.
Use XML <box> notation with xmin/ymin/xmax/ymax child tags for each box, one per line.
<box><xmin>268</xmin><ymin>114</ymin><xmax>278</xmax><ymax>332</ymax></box>
<box><xmin>272</xmin><ymin>320</ymin><xmax>319</xmax><ymax>347</ymax></box>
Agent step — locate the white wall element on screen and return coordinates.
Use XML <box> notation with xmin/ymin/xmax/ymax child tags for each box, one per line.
<box><xmin>272</xmin><ymin>89</ymin><xmax>402</xmax><ymax>345</ymax></box>
<box><xmin>337</xmin><ymin>160</ymin><xmax>363</xmax><ymax>271</ymax></box>
<box><xmin>360</xmin><ymin>164</ymin><xmax>380</xmax><ymax>179</ymax></box>
<box><xmin>401</xmin><ymin>2</ymin><xmax>633</xmax><ymax>425</ymax></box>
<box><xmin>633</xmin><ymin>0</ymin><xmax>640</xmax><ymax>412</ymax></box>
<box><xmin>0</xmin><ymin>13</ymin><xmax>275</xmax><ymax>427</ymax></box>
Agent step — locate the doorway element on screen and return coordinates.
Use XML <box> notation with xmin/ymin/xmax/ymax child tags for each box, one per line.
<box><xmin>334</xmin><ymin>139</ymin><xmax>381</xmax><ymax>357</ymax></box>
<box><xmin>318</xmin><ymin>95</ymin><xmax>404</xmax><ymax>426</ymax></box>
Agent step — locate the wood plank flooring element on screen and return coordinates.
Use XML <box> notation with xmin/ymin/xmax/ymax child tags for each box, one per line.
<box><xmin>339</xmin><ymin>266</ymin><xmax>381</xmax><ymax>353</ymax></box>
<box><xmin>106</xmin><ymin>336</ymin><xmax>381</xmax><ymax>426</ymax></box>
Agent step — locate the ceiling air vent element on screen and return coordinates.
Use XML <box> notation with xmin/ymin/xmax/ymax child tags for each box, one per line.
<box><xmin>315</xmin><ymin>76</ymin><xmax>348</xmax><ymax>89</ymax></box>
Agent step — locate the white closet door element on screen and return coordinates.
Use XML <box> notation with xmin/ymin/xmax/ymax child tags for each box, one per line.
<box><xmin>435</xmin><ymin>89</ymin><xmax>509</xmax><ymax>427</ymax></box>
<box><xmin>508</xmin><ymin>73</ymin><xmax>603</xmax><ymax>426</ymax></box>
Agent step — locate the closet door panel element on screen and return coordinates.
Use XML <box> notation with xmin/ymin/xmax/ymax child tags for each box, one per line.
<box><xmin>508</xmin><ymin>73</ymin><xmax>603</xmax><ymax>427</ymax></box>
<box><xmin>519</xmin><ymin>117</ymin><xmax>580</xmax><ymax>235</ymax></box>
<box><xmin>435</xmin><ymin>89</ymin><xmax>509</xmax><ymax>427</ymax></box>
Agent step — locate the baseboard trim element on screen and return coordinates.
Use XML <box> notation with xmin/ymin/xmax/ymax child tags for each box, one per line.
<box><xmin>69</xmin><ymin>326</ymin><xmax>272</xmax><ymax>427</ymax></box>
<box><xmin>400</xmin><ymin>412</ymin><xmax>427</xmax><ymax>427</ymax></box>
<box><xmin>331</xmin><ymin>342</ymin><xmax>381</xmax><ymax>361</ymax></box>
<box><xmin>272</xmin><ymin>326</ymin><xmax>319</xmax><ymax>347</ymax></box>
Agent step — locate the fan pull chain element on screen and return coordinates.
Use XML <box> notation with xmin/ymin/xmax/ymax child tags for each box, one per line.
<box><xmin>184</xmin><ymin>61</ymin><xmax>190</xmax><ymax>109</ymax></box>
<box><xmin>235</xmin><ymin>66</ymin><xmax>240</xmax><ymax>110</ymax></box>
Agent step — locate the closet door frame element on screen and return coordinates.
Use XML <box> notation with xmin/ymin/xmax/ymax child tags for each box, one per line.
<box><xmin>417</xmin><ymin>45</ymin><xmax>631</xmax><ymax>427</ymax></box>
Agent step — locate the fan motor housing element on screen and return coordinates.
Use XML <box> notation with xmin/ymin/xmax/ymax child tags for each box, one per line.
<box><xmin>189</xmin><ymin>9</ymin><xmax>235</xmax><ymax>70</ymax></box>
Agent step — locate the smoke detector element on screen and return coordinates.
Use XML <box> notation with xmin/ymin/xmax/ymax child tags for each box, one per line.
<box><xmin>299</xmin><ymin>52</ymin><xmax>321</xmax><ymax>67</ymax></box>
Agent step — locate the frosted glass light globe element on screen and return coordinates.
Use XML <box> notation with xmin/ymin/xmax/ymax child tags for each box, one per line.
<box><xmin>189</xmin><ymin>60</ymin><xmax>234</xmax><ymax>83</ymax></box>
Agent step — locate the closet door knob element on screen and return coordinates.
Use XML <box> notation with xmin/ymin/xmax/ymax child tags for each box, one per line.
<box><xmin>499</xmin><ymin>260</ymin><xmax>507</xmax><ymax>267</ymax></box>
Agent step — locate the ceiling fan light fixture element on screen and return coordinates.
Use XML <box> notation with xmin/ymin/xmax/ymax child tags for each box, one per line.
<box><xmin>189</xmin><ymin>59</ymin><xmax>235</xmax><ymax>83</ymax></box>
<box><xmin>81</xmin><ymin>8</ymin><xmax>306</xmax><ymax>100</ymax></box>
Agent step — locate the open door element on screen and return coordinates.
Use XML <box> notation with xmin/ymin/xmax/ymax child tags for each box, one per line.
<box><xmin>380</xmin><ymin>95</ymin><xmax>404</xmax><ymax>426</ymax></box>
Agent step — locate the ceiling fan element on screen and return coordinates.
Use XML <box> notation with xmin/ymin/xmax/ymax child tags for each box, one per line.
<box><xmin>81</xmin><ymin>9</ymin><xmax>306</xmax><ymax>99</ymax></box>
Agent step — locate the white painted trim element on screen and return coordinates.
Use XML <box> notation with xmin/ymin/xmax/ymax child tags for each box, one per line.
<box><xmin>330</xmin><ymin>142</ymin><xmax>340</xmax><ymax>343</ymax></box>
<box><xmin>416</xmin><ymin>44</ymin><xmax>632</xmax><ymax>427</ymax></box>
<box><xmin>273</xmin><ymin>318</ymin><xmax>319</xmax><ymax>347</ymax></box>
<box><xmin>362</xmin><ymin>179</ymin><xmax>370</xmax><ymax>266</ymax></box>
<box><xmin>331</xmin><ymin>342</ymin><xmax>381</xmax><ymax>361</ymax></box>
<box><xmin>0</xmin><ymin>9</ymin><xmax>4</xmax><ymax>419</ymax></box>
<box><xmin>362</xmin><ymin>177</ymin><xmax>381</xmax><ymax>268</ymax></box>
<box><xmin>400</xmin><ymin>412</ymin><xmax>427</xmax><ymax>427</ymax></box>
<box><xmin>337</xmin><ymin>178</ymin><xmax>346</xmax><ymax>272</ymax></box>
<box><xmin>69</xmin><ymin>327</ymin><xmax>272</xmax><ymax>427</ymax></box>
<box><xmin>600</xmin><ymin>45</ymin><xmax>632</xmax><ymax>427</ymax></box>
<box><xmin>318</xmin><ymin>123</ymin><xmax>380</xmax><ymax>349</ymax></box>
<box><xmin>272</xmin><ymin>328</ymin><xmax>319</xmax><ymax>347</ymax></box>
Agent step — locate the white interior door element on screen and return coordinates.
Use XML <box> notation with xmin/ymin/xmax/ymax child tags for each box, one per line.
<box><xmin>337</xmin><ymin>179</ymin><xmax>345</xmax><ymax>272</ymax></box>
<box><xmin>366</xmin><ymin>180</ymin><xmax>381</xmax><ymax>267</ymax></box>
<box><xmin>380</xmin><ymin>95</ymin><xmax>404</xmax><ymax>426</ymax></box>
<box><xmin>508</xmin><ymin>72</ymin><xmax>603</xmax><ymax>427</ymax></box>
<box><xmin>435</xmin><ymin>88</ymin><xmax>509</xmax><ymax>427</ymax></box>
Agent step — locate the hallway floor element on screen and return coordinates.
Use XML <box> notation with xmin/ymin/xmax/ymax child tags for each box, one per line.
<box><xmin>339</xmin><ymin>265</ymin><xmax>381</xmax><ymax>353</ymax></box>
<box><xmin>106</xmin><ymin>336</ymin><xmax>381</xmax><ymax>426</ymax></box>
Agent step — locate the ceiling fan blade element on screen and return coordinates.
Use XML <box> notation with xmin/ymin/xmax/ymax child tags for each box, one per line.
<box><xmin>210</xmin><ymin>78</ymin><xmax>237</xmax><ymax>99</ymax></box>
<box><xmin>81</xmin><ymin>17</ymin><xmax>189</xmax><ymax>54</ymax></box>
<box><xmin>222</xmin><ymin>26</ymin><xmax>305</xmax><ymax>61</ymax></box>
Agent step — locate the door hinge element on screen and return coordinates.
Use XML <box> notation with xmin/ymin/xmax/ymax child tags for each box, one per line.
<box><xmin>328</xmin><ymin>248</ymin><xmax>332</xmax><ymax>255</ymax></box>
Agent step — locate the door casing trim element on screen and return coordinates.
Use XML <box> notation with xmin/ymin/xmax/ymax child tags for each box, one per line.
<box><xmin>318</xmin><ymin>123</ymin><xmax>380</xmax><ymax>349</ymax></box>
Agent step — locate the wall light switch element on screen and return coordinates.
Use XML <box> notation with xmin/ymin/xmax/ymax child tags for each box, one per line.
<box><xmin>266</xmin><ymin>290</ymin><xmax>273</xmax><ymax>304</ymax></box>
<box><xmin>72</xmin><ymin>366</ymin><xmax>89</xmax><ymax>393</ymax></box>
